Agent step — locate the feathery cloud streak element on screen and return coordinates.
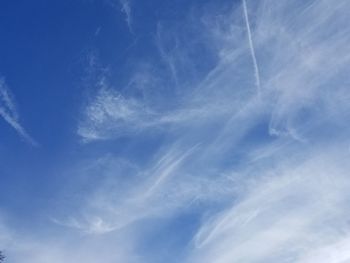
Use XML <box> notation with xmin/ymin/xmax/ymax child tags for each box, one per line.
<box><xmin>119</xmin><ymin>0</ymin><xmax>133</xmax><ymax>34</ymax></box>
<box><xmin>0</xmin><ymin>78</ymin><xmax>37</xmax><ymax>146</ymax></box>
<box><xmin>10</xmin><ymin>0</ymin><xmax>350</xmax><ymax>262</ymax></box>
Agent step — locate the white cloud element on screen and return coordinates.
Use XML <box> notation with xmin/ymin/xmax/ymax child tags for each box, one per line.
<box><xmin>119</xmin><ymin>0</ymin><xmax>133</xmax><ymax>34</ymax></box>
<box><xmin>52</xmin><ymin>142</ymin><xmax>238</xmax><ymax>235</ymax></box>
<box><xmin>77</xmin><ymin>82</ymin><xmax>238</xmax><ymax>142</ymax></box>
<box><xmin>155</xmin><ymin>23</ymin><xmax>180</xmax><ymax>85</ymax></box>
<box><xmin>190</xmin><ymin>147</ymin><xmax>350</xmax><ymax>263</ymax></box>
<box><xmin>67</xmin><ymin>0</ymin><xmax>350</xmax><ymax>262</ymax></box>
<box><xmin>0</xmin><ymin>221</ymin><xmax>138</xmax><ymax>263</ymax></box>
<box><xmin>77</xmin><ymin>86</ymin><xmax>157</xmax><ymax>141</ymax></box>
<box><xmin>0</xmin><ymin>78</ymin><xmax>38</xmax><ymax>146</ymax></box>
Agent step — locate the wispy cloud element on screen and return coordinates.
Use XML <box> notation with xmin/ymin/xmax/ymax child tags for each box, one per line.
<box><xmin>191</xmin><ymin>147</ymin><xmax>350</xmax><ymax>263</ymax></box>
<box><xmin>119</xmin><ymin>0</ymin><xmax>133</xmax><ymax>34</ymax></box>
<box><xmin>0</xmin><ymin>213</ymin><xmax>138</xmax><ymax>263</ymax></box>
<box><xmin>77</xmin><ymin>85</ymin><xmax>156</xmax><ymax>141</ymax></box>
<box><xmin>62</xmin><ymin>0</ymin><xmax>350</xmax><ymax>262</ymax></box>
<box><xmin>155</xmin><ymin>23</ymin><xmax>180</xmax><ymax>85</ymax></box>
<box><xmin>52</xmin><ymin>141</ymin><xmax>237</xmax><ymax>235</ymax></box>
<box><xmin>77</xmin><ymin>82</ymin><xmax>236</xmax><ymax>142</ymax></box>
<box><xmin>0</xmin><ymin>78</ymin><xmax>38</xmax><ymax>146</ymax></box>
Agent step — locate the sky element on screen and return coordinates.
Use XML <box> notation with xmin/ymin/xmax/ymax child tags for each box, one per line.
<box><xmin>1</xmin><ymin>0</ymin><xmax>350</xmax><ymax>262</ymax></box>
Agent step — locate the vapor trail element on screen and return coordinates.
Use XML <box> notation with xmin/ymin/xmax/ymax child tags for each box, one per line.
<box><xmin>242</xmin><ymin>0</ymin><xmax>261</xmax><ymax>96</ymax></box>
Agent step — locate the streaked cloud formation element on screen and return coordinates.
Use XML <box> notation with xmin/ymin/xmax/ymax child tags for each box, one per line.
<box><xmin>2</xmin><ymin>0</ymin><xmax>350</xmax><ymax>262</ymax></box>
<box><xmin>73</xmin><ymin>0</ymin><xmax>350</xmax><ymax>261</ymax></box>
<box><xmin>119</xmin><ymin>0</ymin><xmax>133</xmax><ymax>33</ymax></box>
<box><xmin>0</xmin><ymin>78</ymin><xmax>37</xmax><ymax>146</ymax></box>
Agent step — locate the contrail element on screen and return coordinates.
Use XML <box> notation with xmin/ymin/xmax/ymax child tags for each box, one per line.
<box><xmin>242</xmin><ymin>0</ymin><xmax>261</xmax><ymax>96</ymax></box>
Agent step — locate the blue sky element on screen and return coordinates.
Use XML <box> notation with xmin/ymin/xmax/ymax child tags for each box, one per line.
<box><xmin>1</xmin><ymin>0</ymin><xmax>350</xmax><ymax>262</ymax></box>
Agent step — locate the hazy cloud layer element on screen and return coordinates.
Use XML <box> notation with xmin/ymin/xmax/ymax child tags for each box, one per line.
<box><xmin>3</xmin><ymin>0</ymin><xmax>350</xmax><ymax>262</ymax></box>
<box><xmin>73</xmin><ymin>1</ymin><xmax>350</xmax><ymax>262</ymax></box>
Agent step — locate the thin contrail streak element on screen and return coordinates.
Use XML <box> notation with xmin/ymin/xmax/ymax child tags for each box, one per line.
<box><xmin>242</xmin><ymin>0</ymin><xmax>261</xmax><ymax>96</ymax></box>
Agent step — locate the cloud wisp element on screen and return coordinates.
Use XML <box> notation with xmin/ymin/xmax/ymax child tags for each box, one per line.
<box><xmin>0</xmin><ymin>78</ymin><xmax>37</xmax><ymax>146</ymax></box>
<box><xmin>14</xmin><ymin>0</ymin><xmax>350</xmax><ymax>262</ymax></box>
<box><xmin>190</xmin><ymin>146</ymin><xmax>350</xmax><ymax>263</ymax></box>
<box><xmin>119</xmin><ymin>0</ymin><xmax>133</xmax><ymax>34</ymax></box>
